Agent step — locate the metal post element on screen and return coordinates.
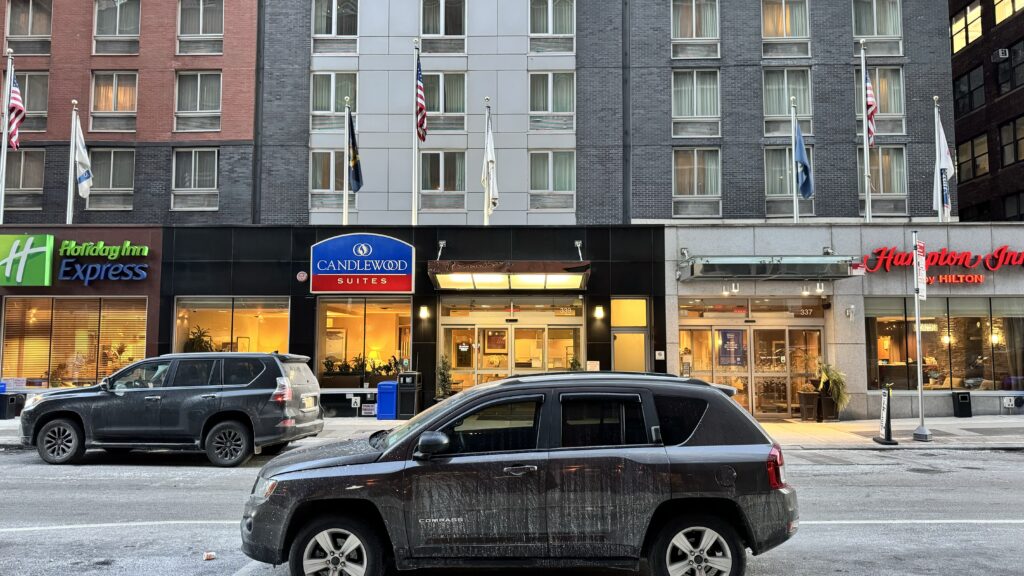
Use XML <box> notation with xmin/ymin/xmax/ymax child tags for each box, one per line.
<box><xmin>483</xmin><ymin>97</ymin><xmax>491</xmax><ymax>227</ymax></box>
<box><xmin>0</xmin><ymin>49</ymin><xmax>14</xmax><ymax>225</ymax></box>
<box><xmin>790</xmin><ymin>95</ymin><xmax>799</xmax><ymax>224</ymax></box>
<box><xmin>861</xmin><ymin>39</ymin><xmax>872</xmax><ymax>223</ymax></box>
<box><xmin>343</xmin><ymin>98</ymin><xmax>351</xmax><ymax>226</ymax></box>
<box><xmin>411</xmin><ymin>39</ymin><xmax>420</xmax><ymax>227</ymax></box>
<box><xmin>66</xmin><ymin>101</ymin><xmax>79</xmax><ymax>226</ymax></box>
<box><xmin>912</xmin><ymin>230</ymin><xmax>932</xmax><ymax>442</ymax></box>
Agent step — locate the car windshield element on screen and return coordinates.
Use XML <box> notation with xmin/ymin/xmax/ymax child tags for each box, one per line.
<box><xmin>381</xmin><ymin>393</ymin><xmax>461</xmax><ymax>449</ymax></box>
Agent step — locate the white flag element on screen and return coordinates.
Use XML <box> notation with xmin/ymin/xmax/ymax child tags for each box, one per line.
<box><xmin>481</xmin><ymin>108</ymin><xmax>498</xmax><ymax>215</ymax></box>
<box><xmin>933</xmin><ymin>106</ymin><xmax>955</xmax><ymax>221</ymax></box>
<box><xmin>73</xmin><ymin>115</ymin><xmax>92</xmax><ymax>199</ymax></box>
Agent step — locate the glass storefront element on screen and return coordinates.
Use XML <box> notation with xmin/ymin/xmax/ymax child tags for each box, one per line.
<box><xmin>440</xmin><ymin>296</ymin><xmax>585</xmax><ymax>392</ymax></box>
<box><xmin>2</xmin><ymin>297</ymin><xmax>147</xmax><ymax>388</ymax></box>
<box><xmin>317</xmin><ymin>297</ymin><xmax>412</xmax><ymax>389</ymax></box>
<box><xmin>174</xmin><ymin>297</ymin><xmax>290</xmax><ymax>354</ymax></box>
<box><xmin>866</xmin><ymin>297</ymin><xmax>1024</xmax><ymax>391</ymax></box>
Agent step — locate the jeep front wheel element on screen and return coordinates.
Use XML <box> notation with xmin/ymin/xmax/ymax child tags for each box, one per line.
<box><xmin>650</xmin><ymin>514</ymin><xmax>746</xmax><ymax>576</ymax></box>
<box><xmin>37</xmin><ymin>418</ymin><xmax>86</xmax><ymax>465</ymax></box>
<box><xmin>288</xmin><ymin>516</ymin><xmax>384</xmax><ymax>576</ymax></box>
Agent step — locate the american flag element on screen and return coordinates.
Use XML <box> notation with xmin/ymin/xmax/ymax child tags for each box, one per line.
<box><xmin>8</xmin><ymin>75</ymin><xmax>26</xmax><ymax>151</ymax></box>
<box><xmin>864</xmin><ymin>70</ymin><xmax>877</xmax><ymax>148</ymax></box>
<box><xmin>415</xmin><ymin>54</ymin><xmax>427</xmax><ymax>142</ymax></box>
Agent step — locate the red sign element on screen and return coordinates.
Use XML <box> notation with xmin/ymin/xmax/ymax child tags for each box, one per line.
<box><xmin>310</xmin><ymin>274</ymin><xmax>413</xmax><ymax>293</ymax></box>
<box><xmin>863</xmin><ymin>246</ymin><xmax>1024</xmax><ymax>274</ymax></box>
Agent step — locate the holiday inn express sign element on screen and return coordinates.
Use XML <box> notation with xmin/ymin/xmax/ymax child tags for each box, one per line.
<box><xmin>863</xmin><ymin>245</ymin><xmax>1024</xmax><ymax>285</ymax></box>
<box><xmin>0</xmin><ymin>234</ymin><xmax>151</xmax><ymax>287</ymax></box>
<box><xmin>310</xmin><ymin>233</ymin><xmax>415</xmax><ymax>294</ymax></box>
<box><xmin>0</xmin><ymin>234</ymin><xmax>54</xmax><ymax>287</ymax></box>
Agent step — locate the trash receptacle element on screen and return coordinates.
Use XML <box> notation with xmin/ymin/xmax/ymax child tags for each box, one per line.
<box><xmin>376</xmin><ymin>381</ymin><xmax>398</xmax><ymax>420</ymax></box>
<box><xmin>953</xmin><ymin>391</ymin><xmax>972</xmax><ymax>418</ymax></box>
<box><xmin>397</xmin><ymin>372</ymin><xmax>422</xmax><ymax>420</ymax></box>
<box><xmin>0</xmin><ymin>393</ymin><xmax>26</xmax><ymax>420</ymax></box>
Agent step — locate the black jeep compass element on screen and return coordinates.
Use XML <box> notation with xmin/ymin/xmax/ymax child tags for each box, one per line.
<box><xmin>241</xmin><ymin>372</ymin><xmax>798</xmax><ymax>576</ymax></box>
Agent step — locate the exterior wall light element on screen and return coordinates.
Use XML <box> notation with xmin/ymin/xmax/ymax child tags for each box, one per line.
<box><xmin>816</xmin><ymin>281</ymin><xmax>825</xmax><ymax>294</ymax></box>
<box><xmin>593</xmin><ymin>305</ymin><xmax>606</xmax><ymax>320</ymax></box>
<box><xmin>801</xmin><ymin>285</ymin><xmax>811</xmax><ymax>297</ymax></box>
<box><xmin>418</xmin><ymin>306</ymin><xmax>430</xmax><ymax>320</ymax></box>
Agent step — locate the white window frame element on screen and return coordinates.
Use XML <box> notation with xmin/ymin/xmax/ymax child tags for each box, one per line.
<box><xmin>858</xmin><ymin>146</ymin><xmax>907</xmax><ymax>197</ymax></box>
<box><xmin>309</xmin><ymin>150</ymin><xmax>356</xmax><ymax>212</ymax></box>
<box><xmin>670</xmin><ymin>0</ymin><xmax>721</xmax><ymax>59</ymax></box>
<box><xmin>93</xmin><ymin>0</ymin><xmax>141</xmax><ymax>47</ymax></box>
<box><xmin>6</xmin><ymin>0</ymin><xmax>51</xmax><ymax>38</ymax></box>
<box><xmin>312</xmin><ymin>0</ymin><xmax>358</xmax><ymax>38</ymax></box>
<box><xmin>420</xmin><ymin>150</ymin><xmax>467</xmax><ymax>212</ymax></box>
<box><xmin>529</xmin><ymin>0</ymin><xmax>576</xmax><ymax>38</ymax></box>
<box><xmin>14</xmin><ymin>72</ymin><xmax>47</xmax><ymax>132</ymax></box>
<box><xmin>85</xmin><ymin>149</ymin><xmax>135</xmax><ymax>211</ymax></box>
<box><xmin>672</xmin><ymin>69</ymin><xmax>720</xmax><ymax>119</ymax></box>
<box><xmin>763</xmin><ymin>146</ymin><xmax>814</xmax><ymax>218</ymax></box>
<box><xmin>310</xmin><ymin>72</ymin><xmax>357</xmax><ymax>132</ymax></box>
<box><xmin>763</xmin><ymin>68</ymin><xmax>812</xmax><ymax>135</ymax></box>
<box><xmin>90</xmin><ymin>71</ymin><xmax>138</xmax><ymax>132</ymax></box>
<box><xmin>171</xmin><ymin>148</ymin><xmax>219</xmax><ymax>211</ymax></box>
<box><xmin>852</xmin><ymin>0</ymin><xmax>903</xmax><ymax>38</ymax></box>
<box><xmin>672</xmin><ymin>147</ymin><xmax>722</xmax><ymax>218</ymax></box>
<box><xmin>761</xmin><ymin>0</ymin><xmax>810</xmax><ymax>39</ymax></box>
<box><xmin>528</xmin><ymin>150</ymin><xmax>576</xmax><ymax>212</ymax></box>
<box><xmin>528</xmin><ymin>71</ymin><xmax>576</xmax><ymax>133</ymax></box>
<box><xmin>422</xmin><ymin>72</ymin><xmax>465</xmax><ymax>115</ymax></box>
<box><xmin>177</xmin><ymin>0</ymin><xmax>224</xmax><ymax>55</ymax></box>
<box><xmin>422</xmin><ymin>0</ymin><xmax>466</xmax><ymax>37</ymax></box>
<box><xmin>3</xmin><ymin>149</ymin><xmax>45</xmax><ymax>211</ymax></box>
<box><xmin>855</xmin><ymin>66</ymin><xmax>905</xmax><ymax>136</ymax></box>
<box><xmin>175</xmin><ymin>71</ymin><xmax>222</xmax><ymax>132</ymax></box>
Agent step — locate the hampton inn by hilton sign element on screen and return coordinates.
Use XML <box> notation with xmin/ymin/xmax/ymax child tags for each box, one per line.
<box><xmin>862</xmin><ymin>245</ymin><xmax>1024</xmax><ymax>285</ymax></box>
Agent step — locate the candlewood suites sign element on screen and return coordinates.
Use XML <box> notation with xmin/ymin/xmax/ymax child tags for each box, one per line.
<box><xmin>863</xmin><ymin>245</ymin><xmax>1024</xmax><ymax>285</ymax></box>
<box><xmin>310</xmin><ymin>233</ymin><xmax>415</xmax><ymax>294</ymax></box>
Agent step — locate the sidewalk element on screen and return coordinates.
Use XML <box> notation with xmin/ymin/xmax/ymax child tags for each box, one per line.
<box><xmin>3</xmin><ymin>415</ymin><xmax>1023</xmax><ymax>451</ymax></box>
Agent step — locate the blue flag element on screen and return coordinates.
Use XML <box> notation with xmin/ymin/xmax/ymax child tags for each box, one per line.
<box><xmin>347</xmin><ymin>112</ymin><xmax>363</xmax><ymax>193</ymax></box>
<box><xmin>794</xmin><ymin>124</ymin><xmax>813</xmax><ymax>199</ymax></box>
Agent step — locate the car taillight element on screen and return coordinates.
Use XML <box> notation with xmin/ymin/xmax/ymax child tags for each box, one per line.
<box><xmin>767</xmin><ymin>444</ymin><xmax>787</xmax><ymax>489</ymax></box>
<box><xmin>271</xmin><ymin>377</ymin><xmax>293</xmax><ymax>404</ymax></box>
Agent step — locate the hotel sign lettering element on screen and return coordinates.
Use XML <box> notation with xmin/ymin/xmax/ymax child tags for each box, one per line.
<box><xmin>863</xmin><ymin>245</ymin><xmax>1024</xmax><ymax>285</ymax></box>
<box><xmin>0</xmin><ymin>235</ymin><xmax>150</xmax><ymax>287</ymax></box>
<box><xmin>310</xmin><ymin>233</ymin><xmax>415</xmax><ymax>294</ymax></box>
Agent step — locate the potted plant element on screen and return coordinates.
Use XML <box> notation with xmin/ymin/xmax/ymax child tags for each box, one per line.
<box><xmin>183</xmin><ymin>326</ymin><xmax>214</xmax><ymax>353</ymax></box>
<box><xmin>797</xmin><ymin>382</ymin><xmax>819</xmax><ymax>421</ymax></box>
<box><xmin>436</xmin><ymin>354</ymin><xmax>454</xmax><ymax>401</ymax></box>
<box><xmin>568</xmin><ymin>355</ymin><xmax>583</xmax><ymax>372</ymax></box>
<box><xmin>817</xmin><ymin>361</ymin><xmax>850</xmax><ymax>421</ymax></box>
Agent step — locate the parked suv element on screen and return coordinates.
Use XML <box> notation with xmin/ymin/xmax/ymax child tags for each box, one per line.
<box><xmin>20</xmin><ymin>353</ymin><xmax>324</xmax><ymax>467</ymax></box>
<box><xmin>241</xmin><ymin>373</ymin><xmax>797</xmax><ymax>576</ymax></box>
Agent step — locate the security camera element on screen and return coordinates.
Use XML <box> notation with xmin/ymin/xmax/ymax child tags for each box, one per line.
<box><xmin>822</xmin><ymin>247</ymin><xmax>835</xmax><ymax>256</ymax></box>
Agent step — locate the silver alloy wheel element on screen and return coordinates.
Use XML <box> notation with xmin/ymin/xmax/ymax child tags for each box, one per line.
<box><xmin>302</xmin><ymin>528</ymin><xmax>367</xmax><ymax>576</ymax></box>
<box><xmin>665</xmin><ymin>526</ymin><xmax>733</xmax><ymax>576</ymax></box>
<box><xmin>212</xmin><ymin>429</ymin><xmax>244</xmax><ymax>462</ymax></box>
<box><xmin>43</xmin><ymin>424</ymin><xmax>76</xmax><ymax>459</ymax></box>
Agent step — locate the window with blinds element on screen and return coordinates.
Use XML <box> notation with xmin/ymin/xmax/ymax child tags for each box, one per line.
<box><xmin>1</xmin><ymin>297</ymin><xmax>147</xmax><ymax>388</ymax></box>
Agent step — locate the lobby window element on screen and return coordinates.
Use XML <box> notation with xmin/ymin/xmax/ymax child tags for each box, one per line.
<box><xmin>14</xmin><ymin>72</ymin><xmax>47</xmax><ymax>132</ymax></box>
<box><xmin>422</xmin><ymin>0</ymin><xmax>465</xmax><ymax>53</ymax></box>
<box><xmin>857</xmin><ymin>146</ymin><xmax>907</xmax><ymax>215</ymax></box>
<box><xmin>865</xmin><ymin>297</ymin><xmax>951</xmax><ymax>391</ymax></box>
<box><xmin>421</xmin><ymin>151</ymin><xmax>465</xmax><ymax>210</ymax></box>
<box><xmin>94</xmin><ymin>0</ymin><xmax>140</xmax><ymax>55</ymax></box>
<box><xmin>7</xmin><ymin>0</ymin><xmax>51</xmax><ymax>55</ymax></box>
<box><xmin>996</xmin><ymin>0</ymin><xmax>1024</xmax><ymax>24</ymax></box>
<box><xmin>310</xmin><ymin>150</ymin><xmax>355</xmax><ymax>211</ymax></box>
<box><xmin>764</xmin><ymin>146</ymin><xmax>813</xmax><ymax>217</ymax></box>
<box><xmin>996</xmin><ymin>39</ymin><xmax>1024</xmax><ymax>95</ymax></box>
<box><xmin>422</xmin><ymin>72</ymin><xmax>466</xmax><ymax>131</ymax></box>
<box><xmin>172</xmin><ymin>148</ymin><xmax>218</xmax><ymax>210</ymax></box>
<box><xmin>762</xmin><ymin>0</ymin><xmax>810</xmax><ymax>58</ymax></box>
<box><xmin>951</xmin><ymin>1</ymin><xmax>982</xmax><ymax>54</ymax></box>
<box><xmin>1000</xmin><ymin>115</ymin><xmax>1024</xmax><ymax>167</ymax></box>
<box><xmin>86</xmin><ymin>149</ymin><xmax>135</xmax><ymax>211</ymax></box>
<box><xmin>2</xmin><ymin>297</ymin><xmax>147</xmax><ymax>389</ymax></box>
<box><xmin>91</xmin><ymin>71</ymin><xmax>137</xmax><ymax>132</ymax></box>
<box><xmin>529</xmin><ymin>72</ymin><xmax>575</xmax><ymax>131</ymax></box>
<box><xmin>174</xmin><ymin>297</ymin><xmax>289</xmax><ymax>354</ymax></box>
<box><xmin>178</xmin><ymin>0</ymin><xmax>224</xmax><ymax>54</ymax></box>
<box><xmin>957</xmin><ymin>135</ymin><xmax>989</xmax><ymax>182</ymax></box>
<box><xmin>855</xmin><ymin>67</ymin><xmax>905</xmax><ymax>135</ymax></box>
<box><xmin>954</xmin><ymin>66</ymin><xmax>985</xmax><ymax>116</ymax></box>
<box><xmin>763</xmin><ymin>68</ymin><xmax>811</xmax><ymax>136</ymax></box>
<box><xmin>672</xmin><ymin>70</ymin><xmax>720</xmax><ymax>137</ymax></box>
<box><xmin>529</xmin><ymin>150</ymin><xmax>575</xmax><ymax>211</ymax></box>
<box><xmin>673</xmin><ymin>148</ymin><xmax>721</xmax><ymax>217</ymax></box>
<box><xmin>311</xmin><ymin>72</ymin><xmax>356</xmax><ymax>131</ymax></box>
<box><xmin>530</xmin><ymin>0</ymin><xmax>574</xmax><ymax>53</ymax></box>
<box><xmin>3</xmin><ymin>149</ymin><xmax>45</xmax><ymax>211</ymax></box>
<box><xmin>672</xmin><ymin>0</ymin><xmax>719</xmax><ymax>58</ymax></box>
<box><xmin>992</xmin><ymin>299</ymin><xmax>1024</xmax><ymax>391</ymax></box>
<box><xmin>175</xmin><ymin>72</ymin><xmax>221</xmax><ymax>132</ymax></box>
<box><xmin>313</xmin><ymin>0</ymin><xmax>357</xmax><ymax>54</ymax></box>
<box><xmin>317</xmin><ymin>297</ymin><xmax>412</xmax><ymax>388</ymax></box>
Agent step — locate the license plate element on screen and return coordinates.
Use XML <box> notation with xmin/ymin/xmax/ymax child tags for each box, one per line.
<box><xmin>302</xmin><ymin>396</ymin><xmax>317</xmax><ymax>410</ymax></box>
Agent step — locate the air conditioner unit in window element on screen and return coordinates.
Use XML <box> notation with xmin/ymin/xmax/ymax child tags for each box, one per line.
<box><xmin>993</xmin><ymin>48</ymin><xmax>1010</xmax><ymax>62</ymax></box>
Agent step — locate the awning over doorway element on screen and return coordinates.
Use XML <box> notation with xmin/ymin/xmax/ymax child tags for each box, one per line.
<box><xmin>679</xmin><ymin>256</ymin><xmax>857</xmax><ymax>281</ymax></box>
<box><xmin>428</xmin><ymin>260</ymin><xmax>591</xmax><ymax>290</ymax></box>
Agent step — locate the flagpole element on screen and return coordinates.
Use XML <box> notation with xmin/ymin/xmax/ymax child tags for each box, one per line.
<box><xmin>0</xmin><ymin>49</ymin><xmax>14</xmax><ymax>226</ymax></box>
<box><xmin>934</xmin><ymin>95</ymin><xmax>947</xmax><ymax>224</ymax></box>
<box><xmin>411</xmin><ymin>39</ymin><xmax>420</xmax><ymax>227</ymax></box>
<box><xmin>483</xmin><ymin>97</ymin><xmax>491</xmax><ymax>227</ymax></box>
<box><xmin>861</xmin><ymin>39</ymin><xmax>872</xmax><ymax>224</ymax></box>
<box><xmin>66</xmin><ymin>101</ymin><xmax>78</xmax><ymax>226</ymax></box>
<box><xmin>343</xmin><ymin>97</ymin><xmax>351</xmax><ymax>226</ymax></box>
<box><xmin>790</xmin><ymin>96</ymin><xmax>799</xmax><ymax>224</ymax></box>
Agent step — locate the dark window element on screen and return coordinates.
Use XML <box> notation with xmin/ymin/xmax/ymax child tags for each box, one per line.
<box><xmin>1000</xmin><ymin>115</ymin><xmax>1024</xmax><ymax>167</ymax></box>
<box><xmin>997</xmin><ymin>39</ymin><xmax>1024</xmax><ymax>95</ymax></box>
<box><xmin>957</xmin><ymin>135</ymin><xmax>989</xmax><ymax>181</ymax></box>
<box><xmin>442</xmin><ymin>400</ymin><xmax>541</xmax><ymax>455</ymax></box>
<box><xmin>954</xmin><ymin>67</ymin><xmax>985</xmax><ymax>116</ymax></box>
<box><xmin>224</xmin><ymin>358</ymin><xmax>264</xmax><ymax>386</ymax></box>
<box><xmin>110</xmin><ymin>360</ymin><xmax>172</xmax><ymax>390</ymax></box>
<box><xmin>654</xmin><ymin>395</ymin><xmax>709</xmax><ymax>445</ymax></box>
<box><xmin>171</xmin><ymin>359</ymin><xmax>220</xmax><ymax>387</ymax></box>
<box><xmin>561</xmin><ymin>397</ymin><xmax>647</xmax><ymax>448</ymax></box>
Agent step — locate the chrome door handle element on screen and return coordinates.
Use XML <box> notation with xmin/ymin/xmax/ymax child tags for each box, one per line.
<box><xmin>201</xmin><ymin>394</ymin><xmax>217</xmax><ymax>400</ymax></box>
<box><xmin>503</xmin><ymin>465</ymin><xmax>538</xmax><ymax>477</ymax></box>
<box><xmin>144</xmin><ymin>396</ymin><xmax>161</xmax><ymax>402</ymax></box>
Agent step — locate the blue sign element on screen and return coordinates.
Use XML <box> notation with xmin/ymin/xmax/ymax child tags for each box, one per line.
<box><xmin>310</xmin><ymin>233</ymin><xmax>415</xmax><ymax>294</ymax></box>
<box><xmin>718</xmin><ymin>329</ymin><xmax>747</xmax><ymax>367</ymax></box>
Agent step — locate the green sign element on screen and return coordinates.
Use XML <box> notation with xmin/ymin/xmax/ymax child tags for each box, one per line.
<box><xmin>0</xmin><ymin>234</ymin><xmax>54</xmax><ymax>287</ymax></box>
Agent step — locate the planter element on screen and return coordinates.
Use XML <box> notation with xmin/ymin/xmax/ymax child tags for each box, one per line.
<box><xmin>320</xmin><ymin>374</ymin><xmax>363</xmax><ymax>389</ymax></box>
<box><xmin>819</xmin><ymin>392</ymin><xmax>839</xmax><ymax>421</ymax></box>
<box><xmin>798</xmin><ymin>392</ymin><xmax>819</xmax><ymax>422</ymax></box>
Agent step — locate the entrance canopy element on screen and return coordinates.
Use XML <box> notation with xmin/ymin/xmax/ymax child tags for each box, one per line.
<box><xmin>428</xmin><ymin>260</ymin><xmax>591</xmax><ymax>291</ymax></box>
<box><xmin>679</xmin><ymin>256</ymin><xmax>857</xmax><ymax>281</ymax></box>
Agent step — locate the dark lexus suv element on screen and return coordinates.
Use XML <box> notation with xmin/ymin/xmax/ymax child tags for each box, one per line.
<box><xmin>241</xmin><ymin>373</ymin><xmax>797</xmax><ymax>576</ymax></box>
<box><xmin>20</xmin><ymin>353</ymin><xmax>324</xmax><ymax>467</ymax></box>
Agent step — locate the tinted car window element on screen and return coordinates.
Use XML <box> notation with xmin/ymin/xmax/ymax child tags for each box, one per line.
<box><xmin>442</xmin><ymin>400</ymin><xmax>541</xmax><ymax>455</ymax></box>
<box><xmin>561</xmin><ymin>397</ymin><xmax>647</xmax><ymax>448</ymax></box>
<box><xmin>171</xmin><ymin>359</ymin><xmax>220</xmax><ymax>387</ymax></box>
<box><xmin>224</xmin><ymin>358</ymin><xmax>265</xmax><ymax>386</ymax></box>
<box><xmin>111</xmin><ymin>361</ymin><xmax>172</xmax><ymax>390</ymax></box>
<box><xmin>281</xmin><ymin>360</ymin><xmax>317</xmax><ymax>388</ymax></box>
<box><xmin>654</xmin><ymin>395</ymin><xmax>709</xmax><ymax>445</ymax></box>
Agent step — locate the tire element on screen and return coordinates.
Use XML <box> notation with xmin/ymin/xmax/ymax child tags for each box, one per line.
<box><xmin>288</xmin><ymin>516</ymin><xmax>385</xmax><ymax>576</ymax></box>
<box><xmin>649</xmin><ymin>514</ymin><xmax>746</xmax><ymax>576</ymax></box>
<box><xmin>204</xmin><ymin>420</ymin><xmax>253</xmax><ymax>467</ymax></box>
<box><xmin>260</xmin><ymin>442</ymin><xmax>289</xmax><ymax>456</ymax></box>
<box><xmin>36</xmin><ymin>418</ymin><xmax>86</xmax><ymax>465</ymax></box>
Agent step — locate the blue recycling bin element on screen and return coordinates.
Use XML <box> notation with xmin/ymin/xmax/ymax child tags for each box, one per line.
<box><xmin>376</xmin><ymin>381</ymin><xmax>398</xmax><ymax>420</ymax></box>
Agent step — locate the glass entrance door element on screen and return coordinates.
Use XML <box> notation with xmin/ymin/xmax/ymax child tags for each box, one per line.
<box><xmin>752</xmin><ymin>329</ymin><xmax>790</xmax><ymax>416</ymax></box>
<box><xmin>713</xmin><ymin>328</ymin><xmax>750</xmax><ymax>412</ymax></box>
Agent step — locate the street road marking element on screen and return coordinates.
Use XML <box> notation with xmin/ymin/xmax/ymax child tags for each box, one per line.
<box><xmin>802</xmin><ymin>520</ymin><xmax>1024</xmax><ymax>525</ymax></box>
<box><xmin>0</xmin><ymin>520</ymin><xmax>237</xmax><ymax>533</ymax></box>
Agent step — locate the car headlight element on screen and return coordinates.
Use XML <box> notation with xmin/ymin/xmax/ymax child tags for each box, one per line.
<box><xmin>252</xmin><ymin>477</ymin><xmax>279</xmax><ymax>499</ymax></box>
<box><xmin>23</xmin><ymin>395</ymin><xmax>45</xmax><ymax>411</ymax></box>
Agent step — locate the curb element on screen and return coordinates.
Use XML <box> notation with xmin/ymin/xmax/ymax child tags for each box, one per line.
<box><xmin>783</xmin><ymin>444</ymin><xmax>1024</xmax><ymax>451</ymax></box>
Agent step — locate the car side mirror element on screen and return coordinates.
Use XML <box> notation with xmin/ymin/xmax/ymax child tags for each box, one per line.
<box><xmin>414</xmin><ymin>431</ymin><xmax>450</xmax><ymax>461</ymax></box>
<box><xmin>99</xmin><ymin>379</ymin><xmax>110</xmax><ymax>392</ymax></box>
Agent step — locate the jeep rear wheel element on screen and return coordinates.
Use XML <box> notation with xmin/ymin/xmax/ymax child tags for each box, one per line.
<box><xmin>650</xmin><ymin>515</ymin><xmax>746</xmax><ymax>576</ymax></box>
<box><xmin>288</xmin><ymin>516</ymin><xmax>384</xmax><ymax>576</ymax></box>
<box><xmin>37</xmin><ymin>418</ymin><xmax>86</xmax><ymax>465</ymax></box>
<box><xmin>205</xmin><ymin>421</ymin><xmax>253</xmax><ymax>467</ymax></box>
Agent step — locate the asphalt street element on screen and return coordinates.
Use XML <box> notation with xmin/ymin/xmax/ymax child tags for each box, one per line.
<box><xmin>1</xmin><ymin>446</ymin><xmax>1022</xmax><ymax>576</ymax></box>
